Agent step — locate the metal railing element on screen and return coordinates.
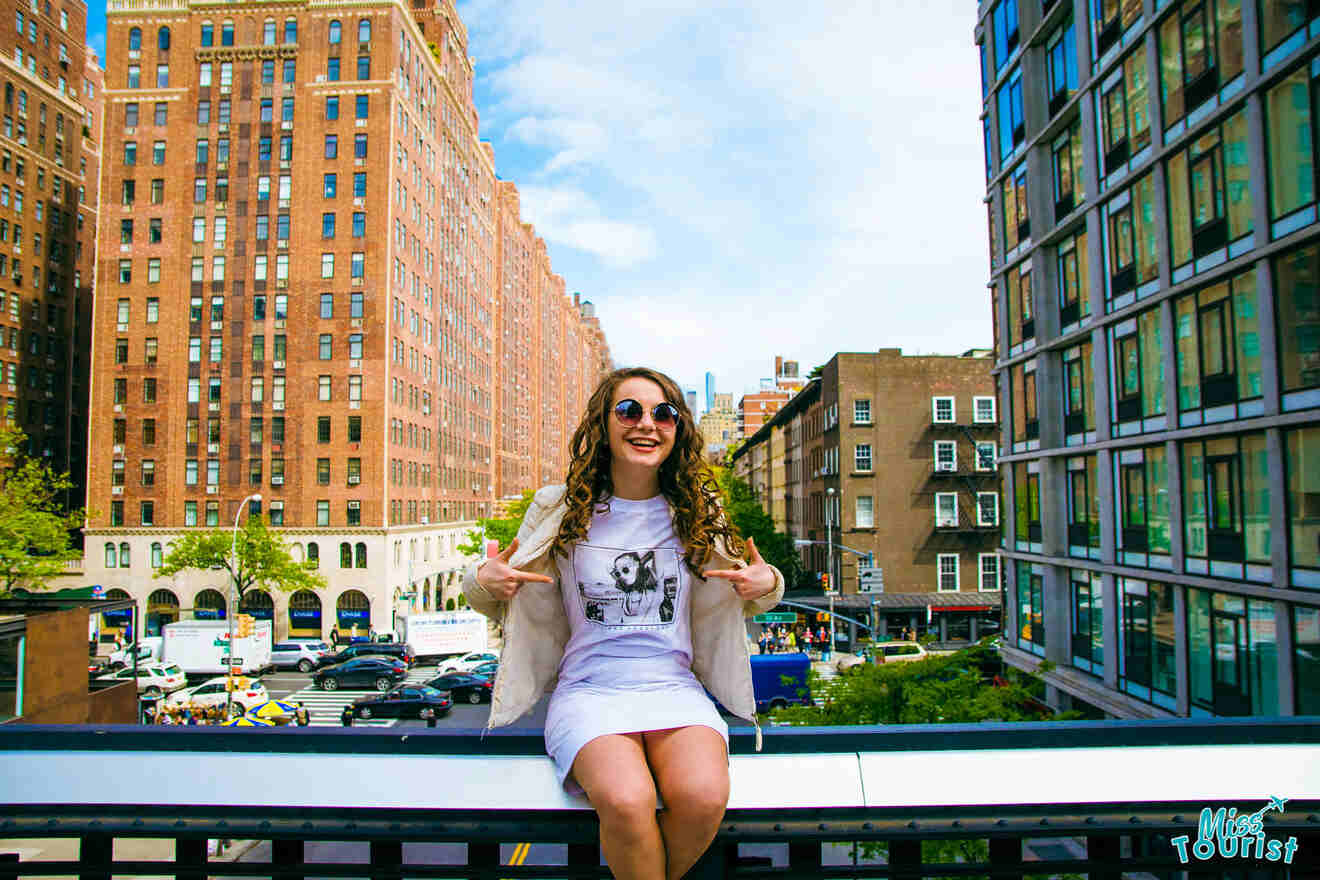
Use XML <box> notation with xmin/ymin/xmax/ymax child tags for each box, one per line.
<box><xmin>1</xmin><ymin>719</ymin><xmax>1318</xmax><ymax>878</ymax></box>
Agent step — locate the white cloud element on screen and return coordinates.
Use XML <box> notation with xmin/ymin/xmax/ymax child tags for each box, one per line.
<box><xmin>458</xmin><ymin>0</ymin><xmax>991</xmax><ymax>396</ymax></box>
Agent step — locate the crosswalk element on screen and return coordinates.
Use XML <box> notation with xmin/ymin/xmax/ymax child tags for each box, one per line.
<box><xmin>284</xmin><ymin>666</ymin><xmax>438</xmax><ymax>727</ymax></box>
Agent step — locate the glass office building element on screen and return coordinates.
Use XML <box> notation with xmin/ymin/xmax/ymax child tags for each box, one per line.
<box><xmin>978</xmin><ymin>0</ymin><xmax>1319</xmax><ymax>717</ymax></box>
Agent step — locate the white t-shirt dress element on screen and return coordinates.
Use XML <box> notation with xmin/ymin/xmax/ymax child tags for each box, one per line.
<box><xmin>543</xmin><ymin>494</ymin><xmax>728</xmax><ymax>793</ymax></box>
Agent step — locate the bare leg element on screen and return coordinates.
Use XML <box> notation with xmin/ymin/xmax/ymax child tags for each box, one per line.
<box><xmin>643</xmin><ymin>726</ymin><xmax>730</xmax><ymax>880</ymax></box>
<box><xmin>570</xmin><ymin>733</ymin><xmax>664</xmax><ymax>880</ymax></box>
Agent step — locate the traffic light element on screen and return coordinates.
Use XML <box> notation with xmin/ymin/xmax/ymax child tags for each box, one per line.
<box><xmin>815</xmin><ymin>612</ymin><xmax>831</xmax><ymax>622</ymax></box>
<box><xmin>820</xmin><ymin>572</ymin><xmax>830</xmax><ymax>589</ymax></box>
<box><xmin>235</xmin><ymin>614</ymin><xmax>254</xmax><ymax>638</ymax></box>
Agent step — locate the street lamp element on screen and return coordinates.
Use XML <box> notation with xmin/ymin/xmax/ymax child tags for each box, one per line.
<box><xmin>826</xmin><ymin>487</ymin><xmax>835</xmax><ymax>659</ymax></box>
<box><xmin>226</xmin><ymin>492</ymin><xmax>261</xmax><ymax>718</ymax></box>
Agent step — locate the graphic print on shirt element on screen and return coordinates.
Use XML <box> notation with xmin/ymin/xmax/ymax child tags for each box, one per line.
<box><xmin>573</xmin><ymin>544</ymin><xmax>683</xmax><ymax>628</ymax></box>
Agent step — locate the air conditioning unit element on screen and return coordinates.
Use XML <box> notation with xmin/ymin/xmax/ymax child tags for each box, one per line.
<box><xmin>273</xmin><ymin>360</ymin><xmax>285</xmax><ymax>370</ymax></box>
<box><xmin>206</xmin><ymin>486</ymin><xmax>218</xmax><ymax>494</ymax></box>
<box><xmin>111</xmin><ymin>486</ymin><xmax>122</xmax><ymax>495</ymax></box>
<box><xmin>348</xmin><ymin>475</ymin><xmax>360</xmax><ymax>485</ymax></box>
<box><xmin>271</xmin><ymin>476</ymin><xmax>284</xmax><ymax>485</ymax></box>
<box><xmin>273</xmin><ymin>401</ymin><xmax>285</xmax><ymax>411</ymax></box>
<box><xmin>936</xmin><ymin>461</ymin><xmax>955</xmax><ymax>473</ymax></box>
<box><xmin>207</xmin><ymin>443</ymin><xmax>219</xmax><ymax>454</ymax></box>
<box><xmin>349</xmin><ymin>401</ymin><xmax>360</xmax><ymax>410</ymax></box>
<box><xmin>210</xmin><ymin>321</ymin><xmax>222</xmax><ymax>331</ymax></box>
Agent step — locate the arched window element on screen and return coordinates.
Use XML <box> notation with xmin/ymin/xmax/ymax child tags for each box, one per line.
<box><xmin>119</xmin><ymin>542</ymin><xmax>131</xmax><ymax>568</ymax></box>
<box><xmin>340</xmin><ymin>542</ymin><xmax>352</xmax><ymax>568</ymax></box>
<box><xmin>263</xmin><ymin>19</ymin><xmax>276</xmax><ymax>45</ymax></box>
<box><xmin>104</xmin><ymin>542</ymin><xmax>116</xmax><ymax>569</ymax></box>
<box><xmin>150</xmin><ymin>542</ymin><xmax>162</xmax><ymax>569</ymax></box>
<box><xmin>157</xmin><ymin>27</ymin><xmax>170</xmax><ymax>50</ymax></box>
<box><xmin>220</xmin><ymin>20</ymin><xmax>234</xmax><ymax>47</ymax></box>
<box><xmin>200</xmin><ymin>21</ymin><xmax>213</xmax><ymax>47</ymax></box>
<box><xmin>128</xmin><ymin>27</ymin><xmax>141</xmax><ymax>51</ymax></box>
<box><xmin>307</xmin><ymin>542</ymin><xmax>320</xmax><ymax>568</ymax></box>
<box><xmin>355</xmin><ymin>542</ymin><xmax>367</xmax><ymax>568</ymax></box>
<box><xmin>328</xmin><ymin>20</ymin><xmax>341</xmax><ymax>44</ymax></box>
<box><xmin>357</xmin><ymin>18</ymin><xmax>371</xmax><ymax>43</ymax></box>
<box><xmin>283</xmin><ymin>18</ymin><xmax>297</xmax><ymax>44</ymax></box>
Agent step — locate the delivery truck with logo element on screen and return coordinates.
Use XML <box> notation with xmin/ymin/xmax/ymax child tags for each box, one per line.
<box><xmin>398</xmin><ymin>611</ymin><xmax>489</xmax><ymax>664</ymax></box>
<box><xmin>160</xmin><ymin>619</ymin><xmax>274</xmax><ymax>676</ymax></box>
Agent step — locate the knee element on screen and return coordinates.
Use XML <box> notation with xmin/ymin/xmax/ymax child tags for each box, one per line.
<box><xmin>592</xmin><ymin>781</ymin><xmax>657</xmax><ymax>829</ymax></box>
<box><xmin>661</xmin><ymin>774</ymin><xmax>729</xmax><ymax>823</ymax></box>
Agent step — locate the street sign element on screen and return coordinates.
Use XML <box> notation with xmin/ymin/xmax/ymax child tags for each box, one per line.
<box><xmin>858</xmin><ymin>567</ymin><xmax>884</xmax><ymax>593</ymax></box>
<box><xmin>754</xmin><ymin>612</ymin><xmax>797</xmax><ymax>623</ymax></box>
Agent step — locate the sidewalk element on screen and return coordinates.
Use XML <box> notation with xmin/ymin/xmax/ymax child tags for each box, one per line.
<box><xmin>0</xmin><ymin>836</ymin><xmax>263</xmax><ymax>878</ymax></box>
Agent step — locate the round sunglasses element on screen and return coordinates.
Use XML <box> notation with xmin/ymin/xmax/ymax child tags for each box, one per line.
<box><xmin>613</xmin><ymin>398</ymin><xmax>681</xmax><ymax>428</ymax></box>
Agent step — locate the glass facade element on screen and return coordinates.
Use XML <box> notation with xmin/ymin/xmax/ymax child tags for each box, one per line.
<box><xmin>979</xmin><ymin>0</ymin><xmax>1317</xmax><ymax>719</ymax></box>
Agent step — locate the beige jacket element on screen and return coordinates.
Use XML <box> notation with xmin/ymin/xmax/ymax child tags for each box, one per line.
<box><xmin>462</xmin><ymin>484</ymin><xmax>785</xmax><ymax>743</ymax></box>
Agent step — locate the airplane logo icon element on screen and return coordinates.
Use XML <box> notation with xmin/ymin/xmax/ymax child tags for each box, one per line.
<box><xmin>1268</xmin><ymin>796</ymin><xmax>1289</xmax><ymax>814</ymax></box>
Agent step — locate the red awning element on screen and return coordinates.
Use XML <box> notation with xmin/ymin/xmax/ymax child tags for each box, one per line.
<box><xmin>931</xmin><ymin>605</ymin><xmax>995</xmax><ymax>613</ymax></box>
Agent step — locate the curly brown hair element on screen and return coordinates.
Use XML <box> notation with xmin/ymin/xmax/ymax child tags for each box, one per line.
<box><xmin>552</xmin><ymin>367</ymin><xmax>745</xmax><ymax>575</ymax></box>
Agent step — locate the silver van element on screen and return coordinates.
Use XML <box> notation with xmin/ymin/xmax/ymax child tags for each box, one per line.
<box><xmin>270</xmin><ymin>641</ymin><xmax>331</xmax><ymax>672</ymax></box>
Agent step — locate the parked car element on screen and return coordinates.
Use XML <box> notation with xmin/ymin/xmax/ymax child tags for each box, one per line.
<box><xmin>317</xmin><ymin>642</ymin><xmax>416</xmax><ymax>669</ymax></box>
<box><xmin>847</xmin><ymin>641</ymin><xmax>930</xmax><ymax>669</ymax></box>
<box><xmin>105</xmin><ymin>638</ymin><xmax>164</xmax><ymax>669</ymax></box>
<box><xmin>95</xmin><ymin>662</ymin><xmax>188</xmax><ymax>698</ymax></box>
<box><xmin>424</xmin><ymin>672</ymin><xmax>493</xmax><ymax>704</ymax></box>
<box><xmin>165</xmin><ymin>676</ymin><xmax>269</xmax><ymax>717</ymax></box>
<box><xmin>313</xmin><ymin>657</ymin><xmax>408</xmax><ymax>692</ymax></box>
<box><xmin>352</xmin><ymin>685</ymin><xmax>453</xmax><ymax>720</ymax></box>
<box><xmin>270</xmin><ymin>641</ymin><xmax>332</xmax><ymax>673</ymax></box>
<box><xmin>469</xmin><ymin>660</ymin><xmax>499</xmax><ymax>679</ymax></box>
<box><xmin>438</xmin><ymin>651</ymin><xmax>500</xmax><ymax>674</ymax></box>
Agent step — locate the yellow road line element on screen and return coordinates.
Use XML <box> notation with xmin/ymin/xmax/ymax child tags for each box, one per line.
<box><xmin>501</xmin><ymin>841</ymin><xmax>530</xmax><ymax>877</ymax></box>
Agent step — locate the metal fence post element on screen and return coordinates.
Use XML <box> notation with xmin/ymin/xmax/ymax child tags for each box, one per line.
<box><xmin>174</xmin><ymin>837</ymin><xmax>207</xmax><ymax>880</ymax></box>
<box><xmin>1086</xmin><ymin>835</ymin><xmax>1119</xmax><ymax>880</ymax></box>
<box><xmin>369</xmin><ymin>840</ymin><xmax>402</xmax><ymax>880</ymax></box>
<box><xmin>888</xmin><ymin>839</ymin><xmax>921</xmax><ymax>880</ymax></box>
<box><xmin>78</xmin><ymin>833</ymin><xmax>112</xmax><ymax>880</ymax></box>
<box><xmin>272</xmin><ymin>838</ymin><xmax>304</xmax><ymax>880</ymax></box>
<box><xmin>468</xmin><ymin>840</ymin><xmax>499</xmax><ymax>878</ymax></box>
<box><xmin>988</xmin><ymin>836</ymin><xmax>1021</xmax><ymax>880</ymax></box>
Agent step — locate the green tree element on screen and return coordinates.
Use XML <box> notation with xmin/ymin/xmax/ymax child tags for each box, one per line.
<box><xmin>0</xmin><ymin>425</ymin><xmax>83</xmax><ymax>596</ymax></box>
<box><xmin>457</xmin><ymin>490</ymin><xmax>536</xmax><ymax>556</ymax></box>
<box><xmin>717</xmin><ymin>470</ymin><xmax>805</xmax><ymax>587</ymax></box>
<box><xmin>156</xmin><ymin>515</ymin><xmax>326</xmax><ymax>602</ymax></box>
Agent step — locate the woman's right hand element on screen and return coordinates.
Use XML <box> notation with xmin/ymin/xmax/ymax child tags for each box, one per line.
<box><xmin>476</xmin><ymin>538</ymin><xmax>554</xmax><ymax>600</ymax></box>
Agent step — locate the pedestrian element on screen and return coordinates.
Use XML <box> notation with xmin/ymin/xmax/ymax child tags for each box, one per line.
<box><xmin>341</xmin><ymin>705</ymin><xmax>353</xmax><ymax>727</ymax></box>
<box><xmin>329</xmin><ymin>625</ymin><xmax>340</xmax><ymax>647</ymax></box>
<box><xmin>464</xmin><ymin>367</ymin><xmax>784</xmax><ymax>880</ymax></box>
<box><xmin>295</xmin><ymin>702</ymin><xmax>310</xmax><ymax>727</ymax></box>
<box><xmin>757</xmin><ymin>629</ymin><xmax>768</xmax><ymax>655</ymax></box>
<box><xmin>368</xmin><ymin>626</ymin><xmax>377</xmax><ymax>642</ymax></box>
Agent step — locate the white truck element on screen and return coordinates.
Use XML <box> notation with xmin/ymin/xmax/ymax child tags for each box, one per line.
<box><xmin>399</xmin><ymin>611</ymin><xmax>489</xmax><ymax>664</ymax></box>
<box><xmin>160</xmin><ymin>620</ymin><xmax>274</xmax><ymax>676</ymax></box>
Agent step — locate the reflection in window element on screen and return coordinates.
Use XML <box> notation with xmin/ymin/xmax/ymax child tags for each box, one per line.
<box><xmin>0</xmin><ymin>633</ymin><xmax>20</xmax><ymax>721</ymax></box>
<box><xmin>1051</xmin><ymin>118</ymin><xmax>1085</xmax><ymax>217</ymax></box>
<box><xmin>1098</xmin><ymin>46</ymin><xmax>1150</xmax><ymax>176</ymax></box>
<box><xmin>1063</xmin><ymin>342</ymin><xmax>1095</xmax><ymax>439</ymax></box>
<box><xmin>1110</xmin><ymin>306</ymin><xmax>1165</xmax><ymax>427</ymax></box>
<box><xmin>1115</xmin><ymin>444</ymin><xmax>1172</xmax><ymax>565</ymax></box>
<box><xmin>1057</xmin><ymin>227</ymin><xmax>1090</xmax><ymax>327</ymax></box>
<box><xmin>1259</xmin><ymin>0</ymin><xmax>1316</xmax><ymax>68</ymax></box>
<box><xmin>1167</xmin><ymin>107</ymin><xmax>1252</xmax><ymax>271</ymax></box>
<box><xmin>1295</xmin><ymin>605</ymin><xmax>1320</xmax><ymax>715</ymax></box>
<box><xmin>1013</xmin><ymin>461</ymin><xmax>1041</xmax><ymax>549</ymax></box>
<box><xmin>1158</xmin><ymin>0</ymin><xmax>1244</xmax><ymax>128</ymax></box>
<box><xmin>1173</xmin><ymin>266</ymin><xmax>1261</xmax><ymax>419</ymax></box>
<box><xmin>991</xmin><ymin>0</ymin><xmax>1019</xmax><ymax>75</ymax></box>
<box><xmin>1010</xmin><ymin>360</ymin><xmax>1038</xmax><ymax>444</ymax></box>
<box><xmin>1187</xmin><ymin>588</ymin><xmax>1277</xmax><ymax>716</ymax></box>
<box><xmin>1283</xmin><ymin>426</ymin><xmax>1320</xmax><ymax>581</ymax></box>
<box><xmin>1103</xmin><ymin>172</ymin><xmax>1159</xmax><ymax>305</ymax></box>
<box><xmin>1272</xmin><ymin>240</ymin><xmax>1320</xmax><ymax>395</ymax></box>
<box><xmin>1118</xmin><ymin>579</ymin><xmax>1176</xmax><ymax>710</ymax></box>
<box><xmin>997</xmin><ymin>69</ymin><xmax>1024</xmax><ymax>163</ymax></box>
<box><xmin>1016</xmin><ymin>561</ymin><xmax>1044</xmax><ymax>655</ymax></box>
<box><xmin>1093</xmin><ymin>0</ymin><xmax>1142</xmax><ymax>59</ymax></box>
<box><xmin>1265</xmin><ymin>66</ymin><xmax>1316</xmax><ymax>233</ymax></box>
<box><xmin>1182</xmin><ymin>432</ymin><xmax>1270</xmax><ymax>576</ymax></box>
<box><xmin>1006</xmin><ymin>262</ymin><xmax>1033</xmax><ymax>351</ymax></box>
<box><xmin>1066</xmin><ymin>455</ymin><xmax>1100</xmax><ymax>556</ymax></box>
<box><xmin>1071</xmin><ymin>571</ymin><xmax>1103</xmax><ymax>674</ymax></box>
<box><xmin>1045</xmin><ymin>17</ymin><xmax>1078</xmax><ymax>116</ymax></box>
<box><xmin>1002</xmin><ymin>162</ymin><xmax>1029</xmax><ymax>253</ymax></box>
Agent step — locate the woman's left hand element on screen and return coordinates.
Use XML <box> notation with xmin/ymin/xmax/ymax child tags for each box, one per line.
<box><xmin>706</xmin><ymin>536</ymin><xmax>777</xmax><ymax>601</ymax></box>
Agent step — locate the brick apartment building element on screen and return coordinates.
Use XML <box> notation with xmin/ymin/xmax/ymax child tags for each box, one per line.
<box><xmin>733</xmin><ymin>349</ymin><xmax>1002</xmax><ymax>644</ymax></box>
<box><xmin>0</xmin><ymin>0</ymin><xmax>100</xmax><ymax>512</ymax></box>
<box><xmin>82</xmin><ymin>0</ymin><xmax>609</xmax><ymax>640</ymax></box>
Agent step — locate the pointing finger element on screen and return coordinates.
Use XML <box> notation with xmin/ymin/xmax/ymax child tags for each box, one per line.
<box><xmin>497</xmin><ymin>538</ymin><xmax>519</xmax><ymax>561</ymax></box>
<box><xmin>511</xmin><ymin>568</ymin><xmax>554</xmax><ymax>584</ymax></box>
<box><xmin>705</xmin><ymin>568</ymin><xmax>744</xmax><ymax>581</ymax></box>
<box><xmin>746</xmin><ymin>536</ymin><xmax>764</xmax><ymax>564</ymax></box>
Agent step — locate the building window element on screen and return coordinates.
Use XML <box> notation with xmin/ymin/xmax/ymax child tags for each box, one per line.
<box><xmin>1266</xmin><ymin>65</ymin><xmax>1318</xmax><ymax>237</ymax></box>
<box><xmin>972</xmin><ymin>396</ymin><xmax>996</xmax><ymax>423</ymax></box>
<box><xmin>1103</xmin><ymin>172</ymin><xmax>1159</xmax><ymax>306</ymax></box>
<box><xmin>1045</xmin><ymin>17</ymin><xmax>1078</xmax><ymax>116</ymax></box>
<box><xmin>974</xmin><ymin>441</ymin><xmax>996</xmax><ymax>472</ymax></box>
<box><xmin>851</xmin><ymin>399</ymin><xmax>871</xmax><ymax>425</ymax></box>
<box><xmin>1115</xmin><ymin>443</ymin><xmax>1172</xmax><ymax>566</ymax></box>
<box><xmin>151</xmin><ymin>542</ymin><xmax>163</xmax><ymax>569</ymax></box>
<box><xmin>843</xmin><ymin>491</ymin><xmax>873</xmax><ymax>531</ymax></box>
<box><xmin>937</xmin><ymin>554</ymin><xmax>960</xmax><ymax>592</ymax></box>
<box><xmin>140</xmin><ymin>501</ymin><xmax>154</xmax><ymax>527</ymax></box>
<box><xmin>1066</xmin><ymin>454</ymin><xmax>1101</xmax><ymax>557</ymax></box>
<box><xmin>854</xmin><ymin>444</ymin><xmax>872</xmax><ymax>472</ymax></box>
<box><xmin>348</xmin><ymin>458</ymin><xmax>361</xmax><ymax>486</ymax></box>
<box><xmin>328</xmin><ymin>19</ymin><xmax>341</xmax><ymax>43</ymax></box>
<box><xmin>348</xmin><ymin>416</ymin><xmax>362</xmax><ymax>443</ymax></box>
<box><xmin>358</xmin><ymin>18</ymin><xmax>372</xmax><ymax>42</ymax></box>
<box><xmin>996</xmin><ymin>68</ymin><xmax>1024</xmax><ymax>162</ymax></box>
<box><xmin>932</xmin><ymin>396</ymin><xmax>955</xmax><ymax>423</ymax></box>
<box><xmin>355</xmin><ymin>94</ymin><xmax>369</xmax><ymax>119</ymax></box>
<box><xmin>347</xmin><ymin>501</ymin><xmax>361</xmax><ymax>527</ymax></box>
<box><xmin>1117</xmin><ymin>578</ymin><xmax>1176</xmax><ymax>709</ymax></box>
<box><xmin>318</xmin><ymin>375</ymin><xmax>332</xmax><ymax>401</ymax></box>
<box><xmin>1002</xmin><ymin>161</ymin><xmax>1030</xmax><ymax>258</ymax></box>
<box><xmin>141</xmin><ymin>459</ymin><xmax>155</xmax><ymax>486</ymax></box>
<box><xmin>1016</xmin><ymin>562</ymin><xmax>1044</xmax><ymax>655</ymax></box>
<box><xmin>317</xmin><ymin>500</ymin><xmax>330</xmax><ymax>527</ymax></box>
<box><xmin>321</xmin><ymin>253</ymin><xmax>335</xmax><ymax>278</ymax></box>
<box><xmin>1284</xmin><ymin>426</ymin><xmax>1320</xmax><ymax>584</ymax></box>
<box><xmin>206</xmin><ymin>501</ymin><xmax>219</xmax><ymax>526</ymax></box>
<box><xmin>1062</xmin><ymin>341</ymin><xmax>1094</xmax><ymax>439</ymax></box>
<box><xmin>935</xmin><ymin>492</ymin><xmax>958</xmax><ymax>528</ymax></box>
<box><xmin>1010</xmin><ymin>360</ymin><xmax>1038</xmax><ymax>444</ymax></box>
<box><xmin>104</xmin><ymin>542</ymin><xmax>116</xmax><ymax>569</ymax></box>
<box><xmin>1181</xmin><ymin>432</ymin><xmax>1270</xmax><ymax>578</ymax></box>
<box><xmin>317</xmin><ymin>458</ymin><xmax>330</xmax><ymax>486</ymax></box>
<box><xmin>1098</xmin><ymin>46</ymin><xmax>1150</xmax><ymax>178</ymax></box>
<box><xmin>1174</xmin><ymin>266</ymin><xmax>1262</xmax><ymax>420</ymax></box>
<box><xmin>185</xmin><ymin>501</ymin><xmax>197</xmax><ymax>526</ymax></box>
<box><xmin>1158</xmin><ymin>0</ymin><xmax>1244</xmax><ymax>130</ymax></box>
<box><xmin>110</xmin><ymin>502</ymin><xmax>124</xmax><ymax>527</ymax></box>
<box><xmin>990</xmin><ymin>0</ymin><xmax>1019</xmax><ymax>75</ymax></box>
<box><xmin>976</xmin><ymin>492</ymin><xmax>999</xmax><ymax>527</ymax></box>
<box><xmin>1110</xmin><ymin>306</ymin><xmax>1165</xmax><ymax>428</ymax></box>
<box><xmin>1166</xmin><ymin>107</ymin><xmax>1252</xmax><ymax>273</ymax></box>
<box><xmin>1187</xmin><ymin>587</ymin><xmax>1277</xmax><ymax>716</ymax></box>
<box><xmin>934</xmin><ymin>440</ymin><xmax>957</xmax><ymax>472</ymax></box>
<box><xmin>978</xmin><ymin>553</ymin><xmax>1000</xmax><ymax>592</ymax></box>
<box><xmin>1013</xmin><ymin>461</ymin><xmax>1041</xmax><ymax>548</ymax></box>
<box><xmin>1295</xmin><ymin>606</ymin><xmax>1320</xmax><ymax>714</ymax></box>
<box><xmin>1271</xmin><ymin>241</ymin><xmax>1320</xmax><ymax>398</ymax></box>
<box><xmin>1070</xmin><ymin>570</ymin><xmax>1103</xmax><ymax>674</ymax></box>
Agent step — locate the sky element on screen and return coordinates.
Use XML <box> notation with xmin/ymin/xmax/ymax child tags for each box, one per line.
<box><xmin>86</xmin><ymin>1</ymin><xmax>991</xmax><ymax>411</ymax></box>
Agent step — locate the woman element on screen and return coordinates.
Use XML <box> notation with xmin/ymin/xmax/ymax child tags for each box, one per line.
<box><xmin>464</xmin><ymin>367</ymin><xmax>784</xmax><ymax>880</ymax></box>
